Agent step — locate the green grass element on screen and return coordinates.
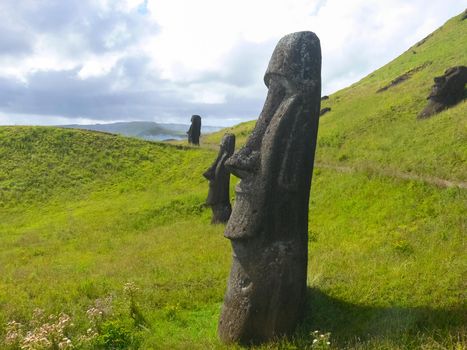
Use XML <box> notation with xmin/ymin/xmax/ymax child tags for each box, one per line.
<box><xmin>1</xmin><ymin>127</ymin><xmax>465</xmax><ymax>349</ymax></box>
<box><xmin>1</xmin><ymin>11</ymin><xmax>466</xmax><ymax>350</ymax></box>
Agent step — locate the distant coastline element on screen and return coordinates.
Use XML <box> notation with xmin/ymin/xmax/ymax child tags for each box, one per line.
<box><xmin>60</xmin><ymin>121</ymin><xmax>222</xmax><ymax>142</ymax></box>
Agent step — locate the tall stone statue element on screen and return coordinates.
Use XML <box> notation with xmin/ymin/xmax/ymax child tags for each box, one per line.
<box><xmin>203</xmin><ymin>133</ymin><xmax>236</xmax><ymax>224</ymax></box>
<box><xmin>418</xmin><ymin>66</ymin><xmax>467</xmax><ymax>119</ymax></box>
<box><xmin>218</xmin><ymin>31</ymin><xmax>322</xmax><ymax>344</ymax></box>
<box><xmin>187</xmin><ymin>115</ymin><xmax>201</xmax><ymax>145</ymax></box>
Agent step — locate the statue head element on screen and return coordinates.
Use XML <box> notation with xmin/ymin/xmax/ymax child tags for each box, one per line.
<box><xmin>191</xmin><ymin>114</ymin><xmax>201</xmax><ymax>124</ymax></box>
<box><xmin>429</xmin><ymin>66</ymin><xmax>467</xmax><ymax>102</ymax></box>
<box><xmin>419</xmin><ymin>65</ymin><xmax>467</xmax><ymax>118</ymax></box>
<box><xmin>219</xmin><ymin>133</ymin><xmax>235</xmax><ymax>156</ymax></box>
<box><xmin>224</xmin><ymin>31</ymin><xmax>321</xmax><ymax>241</ymax></box>
<box><xmin>203</xmin><ymin>133</ymin><xmax>236</xmax><ymax>184</ymax></box>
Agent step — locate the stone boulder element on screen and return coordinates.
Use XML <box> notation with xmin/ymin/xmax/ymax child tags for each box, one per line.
<box><xmin>418</xmin><ymin>66</ymin><xmax>467</xmax><ymax>119</ymax></box>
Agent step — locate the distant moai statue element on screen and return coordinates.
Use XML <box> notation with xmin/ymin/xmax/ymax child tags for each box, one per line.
<box><xmin>187</xmin><ymin>115</ymin><xmax>202</xmax><ymax>145</ymax></box>
<box><xmin>203</xmin><ymin>133</ymin><xmax>236</xmax><ymax>224</ymax></box>
<box><xmin>418</xmin><ymin>66</ymin><xmax>467</xmax><ymax>119</ymax></box>
<box><xmin>218</xmin><ymin>31</ymin><xmax>322</xmax><ymax>344</ymax></box>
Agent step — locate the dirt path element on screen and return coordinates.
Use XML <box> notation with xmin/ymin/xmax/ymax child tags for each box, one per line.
<box><xmin>315</xmin><ymin>162</ymin><xmax>467</xmax><ymax>189</ymax></box>
<box><xmin>194</xmin><ymin>140</ymin><xmax>467</xmax><ymax>189</ymax></box>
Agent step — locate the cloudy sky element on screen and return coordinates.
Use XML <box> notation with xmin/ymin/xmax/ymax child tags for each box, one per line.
<box><xmin>0</xmin><ymin>0</ymin><xmax>465</xmax><ymax>127</ymax></box>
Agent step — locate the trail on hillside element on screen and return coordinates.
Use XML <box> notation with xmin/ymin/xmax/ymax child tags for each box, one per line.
<box><xmin>315</xmin><ymin>162</ymin><xmax>467</xmax><ymax>189</ymax></box>
<box><xmin>197</xmin><ymin>141</ymin><xmax>466</xmax><ymax>189</ymax></box>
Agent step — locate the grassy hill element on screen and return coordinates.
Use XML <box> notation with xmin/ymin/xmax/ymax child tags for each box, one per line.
<box><xmin>1</xmin><ymin>11</ymin><xmax>466</xmax><ymax>350</ymax></box>
<box><xmin>204</xmin><ymin>11</ymin><xmax>467</xmax><ymax>182</ymax></box>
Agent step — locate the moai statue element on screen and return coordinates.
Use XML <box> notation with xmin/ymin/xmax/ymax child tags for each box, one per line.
<box><xmin>187</xmin><ymin>115</ymin><xmax>202</xmax><ymax>145</ymax></box>
<box><xmin>418</xmin><ymin>66</ymin><xmax>467</xmax><ymax>119</ymax></box>
<box><xmin>203</xmin><ymin>133</ymin><xmax>236</xmax><ymax>224</ymax></box>
<box><xmin>320</xmin><ymin>107</ymin><xmax>331</xmax><ymax>116</ymax></box>
<box><xmin>218</xmin><ymin>31</ymin><xmax>321</xmax><ymax>344</ymax></box>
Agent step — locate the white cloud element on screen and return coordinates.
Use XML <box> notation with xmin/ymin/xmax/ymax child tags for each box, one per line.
<box><xmin>0</xmin><ymin>0</ymin><xmax>465</xmax><ymax>125</ymax></box>
<box><xmin>145</xmin><ymin>0</ymin><xmax>319</xmax><ymax>80</ymax></box>
<box><xmin>188</xmin><ymin>88</ymin><xmax>226</xmax><ymax>105</ymax></box>
<box><xmin>78</xmin><ymin>55</ymin><xmax>121</xmax><ymax>80</ymax></box>
<box><xmin>145</xmin><ymin>0</ymin><xmax>466</xmax><ymax>94</ymax></box>
<box><xmin>0</xmin><ymin>111</ymin><xmax>113</xmax><ymax>126</ymax></box>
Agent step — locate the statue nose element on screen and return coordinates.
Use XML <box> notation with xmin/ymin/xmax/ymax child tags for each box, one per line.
<box><xmin>225</xmin><ymin>156</ymin><xmax>249</xmax><ymax>179</ymax></box>
<box><xmin>225</xmin><ymin>150</ymin><xmax>259</xmax><ymax>179</ymax></box>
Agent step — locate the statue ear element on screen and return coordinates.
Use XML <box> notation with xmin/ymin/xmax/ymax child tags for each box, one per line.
<box><xmin>215</xmin><ymin>152</ymin><xmax>229</xmax><ymax>177</ymax></box>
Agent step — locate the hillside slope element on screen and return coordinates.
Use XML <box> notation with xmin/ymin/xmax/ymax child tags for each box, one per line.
<box><xmin>1</xmin><ymin>11</ymin><xmax>466</xmax><ymax>350</ymax></box>
<box><xmin>0</xmin><ymin>127</ymin><xmax>212</xmax><ymax>208</ymax></box>
<box><xmin>1</xmin><ymin>134</ymin><xmax>465</xmax><ymax>349</ymax></box>
<box><xmin>204</xmin><ymin>11</ymin><xmax>467</xmax><ymax>183</ymax></box>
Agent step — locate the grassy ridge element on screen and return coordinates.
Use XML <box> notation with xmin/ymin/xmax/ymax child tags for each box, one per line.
<box><xmin>1</xmin><ymin>126</ymin><xmax>465</xmax><ymax>349</ymax></box>
<box><xmin>203</xmin><ymin>12</ymin><xmax>467</xmax><ymax>181</ymax></box>
<box><xmin>0</xmin><ymin>127</ymin><xmax>223</xmax><ymax>348</ymax></box>
<box><xmin>0</xmin><ymin>126</ymin><xmax>210</xmax><ymax>208</ymax></box>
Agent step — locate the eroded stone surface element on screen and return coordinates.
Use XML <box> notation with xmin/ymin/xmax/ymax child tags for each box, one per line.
<box><xmin>187</xmin><ymin>115</ymin><xmax>201</xmax><ymax>145</ymax></box>
<box><xmin>418</xmin><ymin>66</ymin><xmax>467</xmax><ymax>119</ymax></box>
<box><xmin>218</xmin><ymin>31</ymin><xmax>321</xmax><ymax>345</ymax></box>
<box><xmin>203</xmin><ymin>133</ymin><xmax>235</xmax><ymax>224</ymax></box>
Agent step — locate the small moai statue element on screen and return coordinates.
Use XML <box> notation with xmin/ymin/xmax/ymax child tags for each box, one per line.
<box><xmin>320</xmin><ymin>107</ymin><xmax>331</xmax><ymax>116</ymax></box>
<box><xmin>203</xmin><ymin>133</ymin><xmax>236</xmax><ymax>224</ymax></box>
<box><xmin>218</xmin><ymin>31</ymin><xmax>322</xmax><ymax>345</ymax></box>
<box><xmin>418</xmin><ymin>66</ymin><xmax>467</xmax><ymax>119</ymax></box>
<box><xmin>187</xmin><ymin>115</ymin><xmax>202</xmax><ymax>145</ymax></box>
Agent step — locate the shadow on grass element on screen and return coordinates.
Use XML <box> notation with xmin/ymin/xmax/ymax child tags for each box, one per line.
<box><xmin>291</xmin><ymin>287</ymin><xmax>466</xmax><ymax>348</ymax></box>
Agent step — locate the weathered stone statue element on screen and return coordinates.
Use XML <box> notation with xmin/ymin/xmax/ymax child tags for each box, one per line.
<box><xmin>187</xmin><ymin>115</ymin><xmax>201</xmax><ymax>145</ymax></box>
<box><xmin>418</xmin><ymin>66</ymin><xmax>467</xmax><ymax>119</ymax></box>
<box><xmin>203</xmin><ymin>133</ymin><xmax>236</xmax><ymax>224</ymax></box>
<box><xmin>218</xmin><ymin>31</ymin><xmax>321</xmax><ymax>345</ymax></box>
